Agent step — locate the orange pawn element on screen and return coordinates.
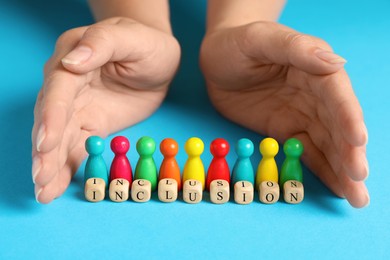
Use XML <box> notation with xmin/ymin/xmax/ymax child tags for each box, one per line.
<box><xmin>159</xmin><ymin>138</ymin><xmax>181</xmax><ymax>190</ymax></box>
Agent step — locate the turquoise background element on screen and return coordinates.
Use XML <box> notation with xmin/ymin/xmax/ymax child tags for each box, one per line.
<box><xmin>0</xmin><ymin>0</ymin><xmax>389</xmax><ymax>259</ymax></box>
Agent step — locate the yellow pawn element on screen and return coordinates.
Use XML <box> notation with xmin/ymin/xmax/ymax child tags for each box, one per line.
<box><xmin>182</xmin><ymin>137</ymin><xmax>205</xmax><ymax>190</ymax></box>
<box><xmin>255</xmin><ymin>138</ymin><xmax>279</xmax><ymax>189</ymax></box>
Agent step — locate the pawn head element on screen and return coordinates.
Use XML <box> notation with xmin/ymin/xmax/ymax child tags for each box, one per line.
<box><xmin>260</xmin><ymin>137</ymin><xmax>279</xmax><ymax>157</ymax></box>
<box><xmin>283</xmin><ymin>138</ymin><xmax>304</xmax><ymax>158</ymax></box>
<box><xmin>210</xmin><ymin>138</ymin><xmax>229</xmax><ymax>157</ymax></box>
<box><xmin>111</xmin><ymin>136</ymin><xmax>130</xmax><ymax>154</ymax></box>
<box><xmin>184</xmin><ymin>137</ymin><xmax>204</xmax><ymax>156</ymax></box>
<box><xmin>160</xmin><ymin>138</ymin><xmax>178</xmax><ymax>157</ymax></box>
<box><xmin>85</xmin><ymin>136</ymin><xmax>105</xmax><ymax>155</ymax></box>
<box><xmin>235</xmin><ymin>138</ymin><xmax>254</xmax><ymax>158</ymax></box>
<box><xmin>136</xmin><ymin>136</ymin><xmax>156</xmax><ymax>156</ymax></box>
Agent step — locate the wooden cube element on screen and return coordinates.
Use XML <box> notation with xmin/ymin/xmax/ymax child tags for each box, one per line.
<box><xmin>234</xmin><ymin>181</ymin><xmax>254</xmax><ymax>204</ymax></box>
<box><xmin>158</xmin><ymin>178</ymin><xmax>178</xmax><ymax>203</ymax></box>
<box><xmin>183</xmin><ymin>179</ymin><xmax>202</xmax><ymax>204</ymax></box>
<box><xmin>109</xmin><ymin>178</ymin><xmax>130</xmax><ymax>202</ymax></box>
<box><xmin>283</xmin><ymin>180</ymin><xmax>304</xmax><ymax>204</ymax></box>
<box><xmin>131</xmin><ymin>179</ymin><xmax>151</xmax><ymax>203</ymax></box>
<box><xmin>210</xmin><ymin>180</ymin><xmax>230</xmax><ymax>204</ymax></box>
<box><xmin>259</xmin><ymin>181</ymin><xmax>280</xmax><ymax>204</ymax></box>
<box><xmin>85</xmin><ymin>178</ymin><xmax>106</xmax><ymax>202</ymax></box>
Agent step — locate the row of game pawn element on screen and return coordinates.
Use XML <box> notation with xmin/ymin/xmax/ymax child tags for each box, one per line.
<box><xmin>84</xmin><ymin>136</ymin><xmax>304</xmax><ymax>204</ymax></box>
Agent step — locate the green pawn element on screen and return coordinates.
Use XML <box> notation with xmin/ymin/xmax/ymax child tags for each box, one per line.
<box><xmin>135</xmin><ymin>136</ymin><xmax>158</xmax><ymax>191</ymax></box>
<box><xmin>280</xmin><ymin>138</ymin><xmax>304</xmax><ymax>188</ymax></box>
<box><xmin>84</xmin><ymin>136</ymin><xmax>108</xmax><ymax>184</ymax></box>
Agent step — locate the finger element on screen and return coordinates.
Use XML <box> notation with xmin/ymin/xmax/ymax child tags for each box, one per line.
<box><xmin>35</xmin><ymin>71</ymin><xmax>88</xmax><ymax>153</ymax></box>
<box><xmin>338</xmin><ymin>168</ymin><xmax>370</xmax><ymax>208</ymax></box>
<box><xmin>33</xmin><ymin>116</ymin><xmax>83</xmax><ymax>187</ymax></box>
<box><xmin>294</xmin><ymin>132</ymin><xmax>344</xmax><ymax>198</ymax></box>
<box><xmin>32</xmin><ymin>26</ymin><xmax>89</xmax><ymax>154</ymax></box>
<box><xmin>309</xmin><ymin>71</ymin><xmax>368</xmax><ymax>147</ymax></box>
<box><xmin>307</xmin><ymin>119</ymin><xmax>370</xmax><ymax>208</ymax></box>
<box><xmin>32</xmin><ymin>90</ymin><xmax>44</xmax><ymax>151</ymax></box>
<box><xmin>240</xmin><ymin>22</ymin><xmax>347</xmax><ymax>75</ymax></box>
<box><xmin>301</xmin><ymin>127</ymin><xmax>369</xmax><ymax>208</ymax></box>
<box><xmin>60</xmin><ymin>19</ymin><xmax>158</xmax><ymax>74</ymax></box>
<box><xmin>314</xmin><ymin>96</ymin><xmax>369</xmax><ymax>181</ymax></box>
<box><xmin>343</xmin><ymin>145</ymin><xmax>369</xmax><ymax>181</ymax></box>
<box><xmin>289</xmin><ymin>68</ymin><xmax>368</xmax><ymax>180</ymax></box>
<box><xmin>35</xmin><ymin>132</ymin><xmax>88</xmax><ymax>204</ymax></box>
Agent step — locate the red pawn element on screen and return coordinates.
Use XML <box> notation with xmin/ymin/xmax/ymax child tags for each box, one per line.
<box><xmin>110</xmin><ymin>136</ymin><xmax>133</xmax><ymax>185</ymax></box>
<box><xmin>206</xmin><ymin>138</ymin><xmax>230</xmax><ymax>190</ymax></box>
<box><xmin>159</xmin><ymin>138</ymin><xmax>181</xmax><ymax>191</ymax></box>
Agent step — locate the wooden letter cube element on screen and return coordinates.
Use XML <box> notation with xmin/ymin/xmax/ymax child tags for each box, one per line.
<box><xmin>85</xmin><ymin>178</ymin><xmax>106</xmax><ymax>202</ymax></box>
<box><xmin>234</xmin><ymin>181</ymin><xmax>254</xmax><ymax>204</ymax></box>
<box><xmin>158</xmin><ymin>178</ymin><xmax>178</xmax><ymax>203</ymax></box>
<box><xmin>131</xmin><ymin>179</ymin><xmax>151</xmax><ymax>203</ymax></box>
<box><xmin>183</xmin><ymin>179</ymin><xmax>202</xmax><ymax>204</ymax></box>
<box><xmin>259</xmin><ymin>181</ymin><xmax>280</xmax><ymax>204</ymax></box>
<box><xmin>283</xmin><ymin>180</ymin><xmax>304</xmax><ymax>204</ymax></box>
<box><xmin>210</xmin><ymin>180</ymin><xmax>230</xmax><ymax>204</ymax></box>
<box><xmin>109</xmin><ymin>178</ymin><xmax>130</xmax><ymax>202</ymax></box>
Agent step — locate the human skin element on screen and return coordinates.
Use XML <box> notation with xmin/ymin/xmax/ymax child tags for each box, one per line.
<box><xmin>200</xmin><ymin>0</ymin><xmax>369</xmax><ymax>208</ymax></box>
<box><xmin>32</xmin><ymin>0</ymin><xmax>369</xmax><ymax>208</ymax></box>
<box><xmin>32</xmin><ymin>0</ymin><xmax>180</xmax><ymax>203</ymax></box>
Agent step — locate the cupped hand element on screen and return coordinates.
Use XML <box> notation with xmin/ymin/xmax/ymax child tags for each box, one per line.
<box><xmin>200</xmin><ymin>21</ymin><xmax>369</xmax><ymax>208</ymax></box>
<box><xmin>32</xmin><ymin>17</ymin><xmax>181</xmax><ymax>203</ymax></box>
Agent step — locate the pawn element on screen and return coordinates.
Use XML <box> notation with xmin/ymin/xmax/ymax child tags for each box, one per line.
<box><xmin>206</xmin><ymin>138</ymin><xmax>230</xmax><ymax>190</ymax></box>
<box><xmin>109</xmin><ymin>136</ymin><xmax>132</xmax><ymax>202</ymax></box>
<box><xmin>255</xmin><ymin>137</ymin><xmax>279</xmax><ymax>188</ymax></box>
<box><xmin>232</xmin><ymin>139</ymin><xmax>254</xmax><ymax>204</ymax></box>
<box><xmin>159</xmin><ymin>138</ymin><xmax>181</xmax><ymax>190</ymax></box>
<box><xmin>232</xmin><ymin>138</ymin><xmax>254</xmax><ymax>185</ymax></box>
<box><xmin>109</xmin><ymin>136</ymin><xmax>132</xmax><ymax>183</ymax></box>
<box><xmin>84</xmin><ymin>136</ymin><xmax>108</xmax><ymax>202</ymax></box>
<box><xmin>182</xmin><ymin>137</ymin><xmax>205</xmax><ymax>190</ymax></box>
<box><xmin>280</xmin><ymin>138</ymin><xmax>304</xmax><ymax>204</ymax></box>
<box><xmin>280</xmin><ymin>138</ymin><xmax>304</xmax><ymax>188</ymax></box>
<box><xmin>134</xmin><ymin>136</ymin><xmax>158</xmax><ymax>191</ymax></box>
<box><xmin>84</xmin><ymin>136</ymin><xmax>109</xmax><ymax>183</ymax></box>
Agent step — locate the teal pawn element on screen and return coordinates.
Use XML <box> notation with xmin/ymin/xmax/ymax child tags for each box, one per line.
<box><xmin>280</xmin><ymin>138</ymin><xmax>304</xmax><ymax>187</ymax></box>
<box><xmin>84</xmin><ymin>136</ymin><xmax>108</xmax><ymax>184</ymax></box>
<box><xmin>135</xmin><ymin>136</ymin><xmax>158</xmax><ymax>191</ymax></box>
<box><xmin>232</xmin><ymin>138</ymin><xmax>255</xmax><ymax>185</ymax></box>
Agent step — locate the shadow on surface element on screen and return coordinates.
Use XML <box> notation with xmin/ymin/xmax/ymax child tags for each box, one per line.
<box><xmin>0</xmin><ymin>98</ymin><xmax>36</xmax><ymax>212</ymax></box>
<box><xmin>0</xmin><ymin>0</ymin><xmax>92</xmax><ymax>213</ymax></box>
<box><xmin>0</xmin><ymin>0</ymin><xmax>345</xmax><ymax>214</ymax></box>
<box><xmin>300</xmin><ymin>165</ymin><xmax>347</xmax><ymax>214</ymax></box>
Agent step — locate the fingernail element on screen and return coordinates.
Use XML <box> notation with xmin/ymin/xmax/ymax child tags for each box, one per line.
<box><xmin>36</xmin><ymin>125</ymin><xmax>46</xmax><ymax>152</ymax></box>
<box><xmin>361</xmin><ymin>123</ymin><xmax>369</xmax><ymax>144</ymax></box>
<box><xmin>32</xmin><ymin>156</ymin><xmax>42</xmax><ymax>184</ymax></box>
<box><xmin>362</xmin><ymin>191</ymin><xmax>370</xmax><ymax>208</ymax></box>
<box><xmin>363</xmin><ymin>159</ymin><xmax>370</xmax><ymax>181</ymax></box>
<box><xmin>61</xmin><ymin>46</ymin><xmax>92</xmax><ymax>65</ymax></box>
<box><xmin>315</xmin><ymin>49</ymin><xmax>347</xmax><ymax>64</ymax></box>
<box><xmin>35</xmin><ymin>186</ymin><xmax>43</xmax><ymax>203</ymax></box>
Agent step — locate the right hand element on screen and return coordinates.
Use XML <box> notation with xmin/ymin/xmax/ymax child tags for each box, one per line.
<box><xmin>200</xmin><ymin>22</ymin><xmax>369</xmax><ymax>208</ymax></box>
<box><xmin>32</xmin><ymin>17</ymin><xmax>181</xmax><ymax>203</ymax></box>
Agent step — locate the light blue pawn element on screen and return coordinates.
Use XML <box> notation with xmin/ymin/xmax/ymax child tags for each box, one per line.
<box><xmin>232</xmin><ymin>138</ymin><xmax>255</xmax><ymax>185</ymax></box>
<box><xmin>84</xmin><ymin>136</ymin><xmax>108</xmax><ymax>184</ymax></box>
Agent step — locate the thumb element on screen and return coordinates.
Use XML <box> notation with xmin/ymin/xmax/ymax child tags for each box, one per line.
<box><xmin>61</xmin><ymin>20</ymin><xmax>152</xmax><ymax>74</ymax></box>
<box><xmin>242</xmin><ymin>22</ymin><xmax>347</xmax><ymax>75</ymax></box>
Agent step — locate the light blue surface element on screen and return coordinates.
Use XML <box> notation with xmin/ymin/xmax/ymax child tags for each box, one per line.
<box><xmin>1</xmin><ymin>0</ymin><xmax>389</xmax><ymax>259</ymax></box>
